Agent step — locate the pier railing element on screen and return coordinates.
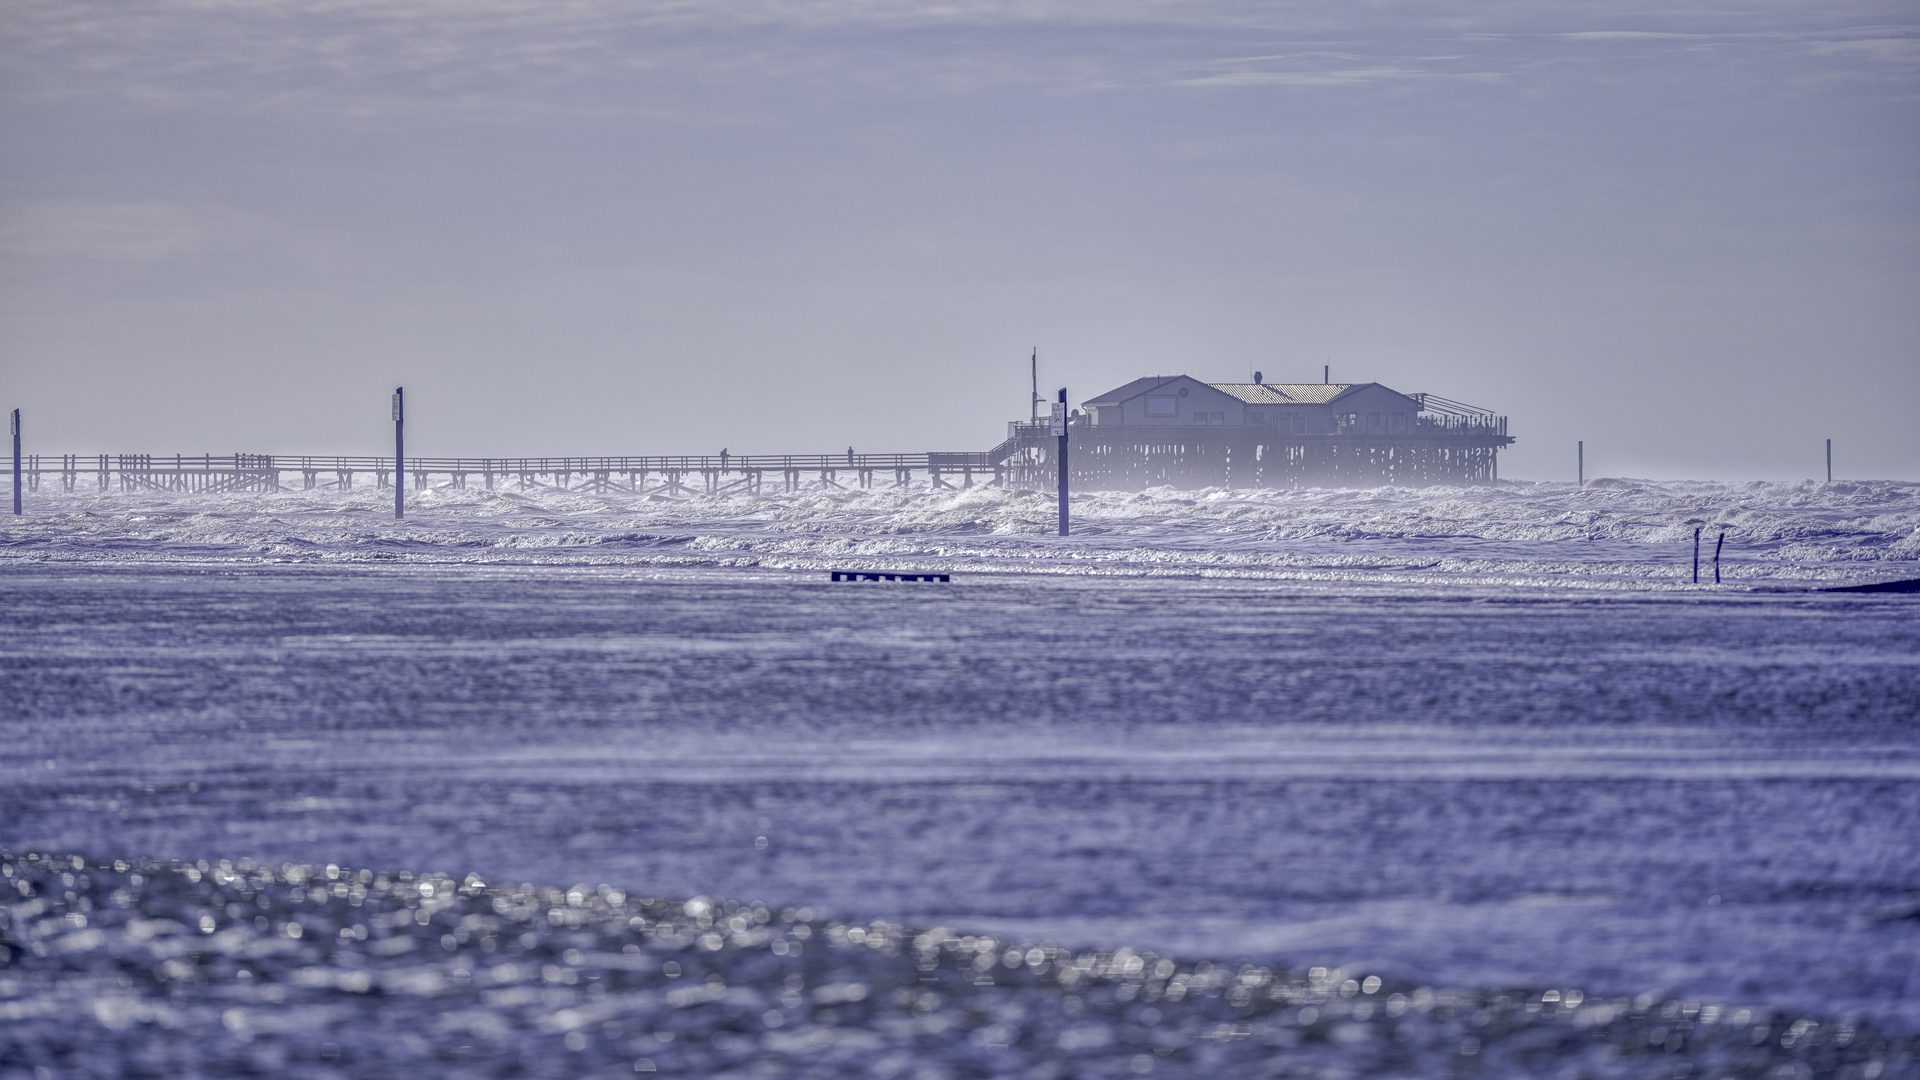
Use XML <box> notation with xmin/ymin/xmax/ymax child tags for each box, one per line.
<box><xmin>8</xmin><ymin>416</ymin><xmax>1512</xmax><ymax>498</ymax></box>
<box><xmin>6</xmin><ymin>451</ymin><xmax>1010</xmax><ymax>497</ymax></box>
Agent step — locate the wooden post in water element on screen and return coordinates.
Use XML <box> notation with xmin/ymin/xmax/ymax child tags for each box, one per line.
<box><xmin>1712</xmin><ymin>532</ymin><xmax>1725</xmax><ymax>585</ymax></box>
<box><xmin>1054</xmin><ymin>387</ymin><xmax>1069</xmax><ymax>537</ymax></box>
<box><xmin>1578</xmin><ymin>441</ymin><xmax>1584</xmax><ymax>488</ymax></box>
<box><xmin>1826</xmin><ymin>439</ymin><xmax>1832</xmax><ymax>482</ymax></box>
<box><xmin>10</xmin><ymin>409</ymin><xmax>18</xmax><ymax>515</ymax></box>
<box><xmin>1693</xmin><ymin>527</ymin><xmax>1701</xmax><ymax>584</ymax></box>
<box><xmin>392</xmin><ymin>387</ymin><xmax>405</xmax><ymax>520</ymax></box>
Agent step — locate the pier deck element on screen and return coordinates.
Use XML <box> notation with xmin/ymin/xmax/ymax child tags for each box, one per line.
<box><xmin>7</xmin><ymin>418</ymin><xmax>1510</xmax><ymax>498</ymax></box>
<box><xmin>6</xmin><ymin>451</ymin><xmax>1005</xmax><ymax>497</ymax></box>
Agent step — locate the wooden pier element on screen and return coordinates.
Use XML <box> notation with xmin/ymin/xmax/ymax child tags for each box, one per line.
<box><xmin>4</xmin><ymin>378</ymin><xmax>1513</xmax><ymax>498</ymax></box>
<box><xmin>4</xmin><ymin>451</ymin><xmax>1009</xmax><ymax>498</ymax></box>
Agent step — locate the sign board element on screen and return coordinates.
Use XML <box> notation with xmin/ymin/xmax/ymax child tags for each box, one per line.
<box><xmin>1050</xmin><ymin>401</ymin><xmax>1067</xmax><ymax>437</ymax></box>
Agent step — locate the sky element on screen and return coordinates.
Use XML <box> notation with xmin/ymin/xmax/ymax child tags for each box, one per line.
<box><xmin>1</xmin><ymin>0</ymin><xmax>1915</xmax><ymax>481</ymax></box>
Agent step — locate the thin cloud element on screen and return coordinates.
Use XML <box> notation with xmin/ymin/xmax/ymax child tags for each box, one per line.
<box><xmin>1557</xmin><ymin>31</ymin><xmax>1704</xmax><ymax>40</ymax></box>
<box><xmin>1</xmin><ymin>0</ymin><xmax>1913</xmax><ymax>115</ymax></box>
<box><xmin>0</xmin><ymin>200</ymin><xmax>271</xmax><ymax>262</ymax></box>
<box><xmin>1809</xmin><ymin>33</ymin><xmax>1920</xmax><ymax>65</ymax></box>
<box><xmin>1178</xmin><ymin>66</ymin><xmax>1500</xmax><ymax>88</ymax></box>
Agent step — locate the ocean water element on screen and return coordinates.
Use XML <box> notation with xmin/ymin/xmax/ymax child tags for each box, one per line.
<box><xmin>2</xmin><ymin>480</ymin><xmax>1917</xmax><ymax>1078</ymax></box>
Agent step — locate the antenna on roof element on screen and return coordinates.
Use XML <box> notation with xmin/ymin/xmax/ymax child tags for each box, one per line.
<box><xmin>1324</xmin><ymin>364</ymin><xmax>1329</xmax><ymax>385</ymax></box>
<box><xmin>1030</xmin><ymin>348</ymin><xmax>1039</xmax><ymax>425</ymax></box>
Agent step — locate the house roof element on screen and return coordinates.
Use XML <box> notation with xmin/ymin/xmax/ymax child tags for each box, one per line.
<box><xmin>1208</xmin><ymin>383</ymin><xmax>1356</xmax><ymax>405</ymax></box>
<box><xmin>1085</xmin><ymin>376</ymin><xmax>1418</xmax><ymax>409</ymax></box>
<box><xmin>1082</xmin><ymin>375</ymin><xmax>1222</xmax><ymax>407</ymax></box>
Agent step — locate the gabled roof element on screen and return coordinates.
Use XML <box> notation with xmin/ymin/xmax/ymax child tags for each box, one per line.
<box><xmin>1208</xmin><ymin>382</ymin><xmax>1354</xmax><ymax>405</ymax></box>
<box><xmin>1086</xmin><ymin>376</ymin><xmax>1416</xmax><ymax>408</ymax></box>
<box><xmin>1083</xmin><ymin>375</ymin><xmax>1228</xmax><ymax>407</ymax></box>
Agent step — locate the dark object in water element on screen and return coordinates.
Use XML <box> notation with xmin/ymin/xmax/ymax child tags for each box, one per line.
<box><xmin>831</xmin><ymin>571</ymin><xmax>950</xmax><ymax>582</ymax></box>
<box><xmin>1821</xmin><ymin>577</ymin><xmax>1920</xmax><ymax>593</ymax></box>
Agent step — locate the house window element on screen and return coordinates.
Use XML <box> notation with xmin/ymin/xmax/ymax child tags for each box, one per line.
<box><xmin>1145</xmin><ymin>396</ymin><xmax>1178</xmax><ymax>417</ymax></box>
<box><xmin>1191</xmin><ymin>411</ymin><xmax>1224</xmax><ymax>425</ymax></box>
<box><xmin>1367</xmin><ymin>412</ymin><xmax>1384</xmax><ymax>433</ymax></box>
<box><xmin>1247</xmin><ymin>411</ymin><xmax>1264</xmax><ymax>424</ymax></box>
<box><xmin>1390</xmin><ymin>412</ymin><xmax>1407</xmax><ymax>434</ymax></box>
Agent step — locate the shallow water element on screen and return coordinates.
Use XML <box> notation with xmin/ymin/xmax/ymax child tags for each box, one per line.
<box><xmin>2</xmin><ymin>482</ymin><xmax>1917</xmax><ymax>1077</ymax></box>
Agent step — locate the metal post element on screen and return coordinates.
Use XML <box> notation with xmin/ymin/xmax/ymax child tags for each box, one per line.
<box><xmin>1712</xmin><ymin>532</ymin><xmax>1724</xmax><ymax>585</ymax></box>
<box><xmin>392</xmin><ymin>387</ymin><xmax>405</xmax><ymax>519</ymax></box>
<box><xmin>1054</xmin><ymin>388</ymin><xmax>1068</xmax><ymax>537</ymax></box>
<box><xmin>1323</xmin><ymin>364</ymin><xmax>1329</xmax><ymax>385</ymax></box>
<box><xmin>1577</xmin><ymin>441</ymin><xmax>1583</xmax><ymax>488</ymax></box>
<box><xmin>1826</xmin><ymin>439</ymin><xmax>1831</xmax><ymax>482</ymax></box>
<box><xmin>1030</xmin><ymin>349</ymin><xmax>1039</xmax><ymax>425</ymax></box>
<box><xmin>1692</xmin><ymin>527</ymin><xmax>1700</xmax><ymax>584</ymax></box>
<box><xmin>10</xmin><ymin>409</ymin><xmax>19</xmax><ymax>515</ymax></box>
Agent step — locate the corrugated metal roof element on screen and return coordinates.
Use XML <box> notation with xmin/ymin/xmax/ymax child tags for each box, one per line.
<box><xmin>1208</xmin><ymin>383</ymin><xmax>1353</xmax><ymax>405</ymax></box>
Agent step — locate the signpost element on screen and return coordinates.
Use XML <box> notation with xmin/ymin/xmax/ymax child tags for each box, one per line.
<box><xmin>1052</xmin><ymin>389</ymin><xmax>1068</xmax><ymax>537</ymax></box>
<box><xmin>392</xmin><ymin>387</ymin><xmax>405</xmax><ymax>520</ymax></box>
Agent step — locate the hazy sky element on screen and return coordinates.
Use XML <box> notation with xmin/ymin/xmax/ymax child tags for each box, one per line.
<box><xmin>2</xmin><ymin>1</ymin><xmax>1915</xmax><ymax>480</ymax></box>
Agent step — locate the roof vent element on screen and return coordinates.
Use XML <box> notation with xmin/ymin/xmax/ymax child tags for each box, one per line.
<box><xmin>1253</xmin><ymin>371</ymin><xmax>1263</xmax><ymax>384</ymax></box>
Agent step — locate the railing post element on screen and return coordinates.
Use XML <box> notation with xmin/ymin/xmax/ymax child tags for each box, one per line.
<box><xmin>10</xmin><ymin>409</ymin><xmax>19</xmax><ymax>515</ymax></box>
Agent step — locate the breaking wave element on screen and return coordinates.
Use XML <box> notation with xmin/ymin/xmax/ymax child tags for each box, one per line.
<box><xmin>3</xmin><ymin>479</ymin><xmax>1917</xmax><ymax>588</ymax></box>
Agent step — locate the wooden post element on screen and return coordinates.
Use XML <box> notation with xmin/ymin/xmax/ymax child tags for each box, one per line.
<box><xmin>1712</xmin><ymin>532</ymin><xmax>1724</xmax><ymax>585</ymax></box>
<box><xmin>1826</xmin><ymin>439</ymin><xmax>1831</xmax><ymax>482</ymax></box>
<box><xmin>1577</xmin><ymin>441</ymin><xmax>1583</xmax><ymax>488</ymax></box>
<box><xmin>10</xmin><ymin>409</ymin><xmax>18</xmax><ymax>515</ymax></box>
<box><xmin>1054</xmin><ymin>388</ymin><xmax>1069</xmax><ymax>537</ymax></box>
<box><xmin>392</xmin><ymin>387</ymin><xmax>405</xmax><ymax>519</ymax></box>
<box><xmin>1693</xmin><ymin>527</ymin><xmax>1700</xmax><ymax>584</ymax></box>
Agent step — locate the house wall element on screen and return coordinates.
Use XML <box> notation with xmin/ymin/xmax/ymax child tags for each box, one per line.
<box><xmin>1327</xmin><ymin>385</ymin><xmax>1421</xmax><ymax>436</ymax></box>
<box><xmin>1244</xmin><ymin>406</ymin><xmax>1335</xmax><ymax>435</ymax></box>
<box><xmin>1088</xmin><ymin>380</ymin><xmax>1424</xmax><ymax>434</ymax></box>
